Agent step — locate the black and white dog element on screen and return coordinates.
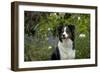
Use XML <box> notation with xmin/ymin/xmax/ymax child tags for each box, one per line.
<box><xmin>51</xmin><ymin>25</ymin><xmax>75</xmax><ymax>60</ymax></box>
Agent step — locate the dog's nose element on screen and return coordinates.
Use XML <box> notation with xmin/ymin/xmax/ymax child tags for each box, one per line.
<box><xmin>63</xmin><ymin>34</ymin><xmax>65</xmax><ymax>37</ymax></box>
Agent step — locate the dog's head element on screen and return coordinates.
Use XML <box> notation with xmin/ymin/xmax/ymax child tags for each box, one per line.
<box><xmin>57</xmin><ymin>24</ymin><xmax>75</xmax><ymax>42</ymax></box>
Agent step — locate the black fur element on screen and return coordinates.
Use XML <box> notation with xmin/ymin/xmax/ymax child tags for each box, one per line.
<box><xmin>51</xmin><ymin>47</ymin><xmax>60</xmax><ymax>60</ymax></box>
<box><xmin>68</xmin><ymin>25</ymin><xmax>75</xmax><ymax>41</ymax></box>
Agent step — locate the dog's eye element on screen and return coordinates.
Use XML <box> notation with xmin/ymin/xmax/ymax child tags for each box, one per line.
<box><xmin>66</xmin><ymin>28</ymin><xmax>70</xmax><ymax>32</ymax></box>
<box><xmin>62</xmin><ymin>30</ymin><xmax>64</xmax><ymax>32</ymax></box>
<box><xmin>66</xmin><ymin>30</ymin><xmax>69</xmax><ymax>32</ymax></box>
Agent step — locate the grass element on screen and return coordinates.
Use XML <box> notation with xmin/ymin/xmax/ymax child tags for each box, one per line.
<box><xmin>75</xmin><ymin>33</ymin><xmax>90</xmax><ymax>59</ymax></box>
<box><xmin>24</xmin><ymin>34</ymin><xmax>53</xmax><ymax>61</ymax></box>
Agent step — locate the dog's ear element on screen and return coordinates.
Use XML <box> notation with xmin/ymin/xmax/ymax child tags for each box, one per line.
<box><xmin>52</xmin><ymin>24</ymin><xmax>63</xmax><ymax>37</ymax></box>
<box><xmin>68</xmin><ymin>25</ymin><xmax>75</xmax><ymax>31</ymax></box>
<box><xmin>68</xmin><ymin>25</ymin><xmax>75</xmax><ymax>41</ymax></box>
<box><xmin>57</xmin><ymin>25</ymin><xmax>63</xmax><ymax>33</ymax></box>
<box><xmin>57</xmin><ymin>24</ymin><xmax>63</xmax><ymax>42</ymax></box>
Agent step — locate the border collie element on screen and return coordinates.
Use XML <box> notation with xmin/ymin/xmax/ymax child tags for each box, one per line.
<box><xmin>51</xmin><ymin>25</ymin><xmax>75</xmax><ymax>60</ymax></box>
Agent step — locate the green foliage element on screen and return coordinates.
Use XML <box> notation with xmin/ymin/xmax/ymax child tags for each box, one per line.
<box><xmin>24</xmin><ymin>34</ymin><xmax>53</xmax><ymax>61</ymax></box>
<box><xmin>24</xmin><ymin>11</ymin><xmax>90</xmax><ymax>61</ymax></box>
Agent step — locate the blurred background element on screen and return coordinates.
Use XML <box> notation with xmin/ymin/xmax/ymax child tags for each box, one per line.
<box><xmin>24</xmin><ymin>11</ymin><xmax>90</xmax><ymax>61</ymax></box>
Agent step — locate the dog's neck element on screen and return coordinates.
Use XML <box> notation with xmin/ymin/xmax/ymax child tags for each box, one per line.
<box><xmin>58</xmin><ymin>39</ymin><xmax>73</xmax><ymax>50</ymax></box>
<box><xmin>58</xmin><ymin>38</ymin><xmax>74</xmax><ymax>59</ymax></box>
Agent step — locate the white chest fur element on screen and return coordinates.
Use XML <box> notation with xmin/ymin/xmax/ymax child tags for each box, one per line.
<box><xmin>58</xmin><ymin>39</ymin><xmax>75</xmax><ymax>60</ymax></box>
